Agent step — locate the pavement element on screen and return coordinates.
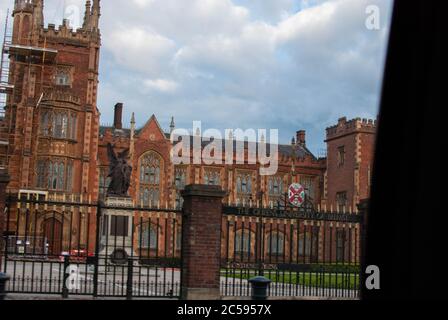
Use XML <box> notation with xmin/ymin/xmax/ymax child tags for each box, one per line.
<box><xmin>4</xmin><ymin>293</ymin><xmax>357</xmax><ymax>301</ymax></box>
<box><xmin>2</xmin><ymin>260</ymin><xmax>359</xmax><ymax>300</ymax></box>
<box><xmin>3</xmin><ymin>293</ymin><xmax>174</xmax><ymax>300</ymax></box>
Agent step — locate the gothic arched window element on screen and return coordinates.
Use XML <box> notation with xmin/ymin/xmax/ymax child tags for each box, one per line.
<box><xmin>36</xmin><ymin>160</ymin><xmax>46</xmax><ymax>188</ymax></box>
<box><xmin>40</xmin><ymin>111</ymin><xmax>50</xmax><ymax>136</ymax></box>
<box><xmin>139</xmin><ymin>151</ymin><xmax>163</xmax><ymax>207</ymax></box>
<box><xmin>174</xmin><ymin>167</ymin><xmax>186</xmax><ymax>189</ymax></box>
<box><xmin>55</xmin><ymin>70</ymin><xmax>70</xmax><ymax>86</ymax></box>
<box><xmin>268</xmin><ymin>176</ymin><xmax>283</xmax><ymax>196</ymax></box>
<box><xmin>267</xmin><ymin>231</ymin><xmax>285</xmax><ymax>256</ymax></box>
<box><xmin>53</xmin><ymin>111</ymin><xmax>69</xmax><ymax>139</ymax></box>
<box><xmin>65</xmin><ymin>162</ymin><xmax>73</xmax><ymax>192</ymax></box>
<box><xmin>236</xmin><ymin>172</ymin><xmax>253</xmax><ymax>206</ymax></box>
<box><xmin>298</xmin><ymin>227</ymin><xmax>320</xmax><ymax>262</ymax></box>
<box><xmin>235</xmin><ymin>229</ymin><xmax>253</xmax><ymax>255</ymax></box>
<box><xmin>174</xmin><ymin>167</ymin><xmax>186</xmax><ymax>209</ymax></box>
<box><xmin>140</xmin><ymin>152</ymin><xmax>161</xmax><ymax>184</ymax></box>
<box><xmin>36</xmin><ymin>159</ymin><xmax>72</xmax><ymax>191</ymax></box>
<box><xmin>204</xmin><ymin>169</ymin><xmax>221</xmax><ymax>186</ymax></box>
<box><xmin>298</xmin><ymin>233</ymin><xmax>312</xmax><ymax>257</ymax></box>
<box><xmin>49</xmin><ymin>161</ymin><xmax>58</xmax><ymax>189</ymax></box>
<box><xmin>300</xmin><ymin>176</ymin><xmax>315</xmax><ymax>201</ymax></box>
<box><xmin>139</xmin><ymin>188</ymin><xmax>160</xmax><ymax>206</ymax></box>
<box><xmin>268</xmin><ymin>175</ymin><xmax>284</xmax><ymax>207</ymax></box>
<box><xmin>69</xmin><ymin>113</ymin><xmax>77</xmax><ymax>140</ymax></box>
<box><xmin>41</xmin><ymin>109</ymin><xmax>76</xmax><ymax>140</ymax></box>
<box><xmin>57</xmin><ymin>162</ymin><xmax>65</xmax><ymax>190</ymax></box>
<box><xmin>138</xmin><ymin>223</ymin><xmax>157</xmax><ymax>249</ymax></box>
<box><xmin>336</xmin><ymin>229</ymin><xmax>346</xmax><ymax>263</ymax></box>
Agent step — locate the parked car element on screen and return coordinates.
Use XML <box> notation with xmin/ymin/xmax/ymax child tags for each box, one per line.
<box><xmin>59</xmin><ymin>249</ymin><xmax>95</xmax><ymax>263</ymax></box>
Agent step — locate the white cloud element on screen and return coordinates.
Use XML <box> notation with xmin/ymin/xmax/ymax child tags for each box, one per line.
<box><xmin>99</xmin><ymin>0</ymin><xmax>393</xmax><ymax>152</ymax></box>
<box><xmin>99</xmin><ymin>0</ymin><xmax>250</xmax><ymax>42</ymax></box>
<box><xmin>133</xmin><ymin>0</ymin><xmax>155</xmax><ymax>8</ymax></box>
<box><xmin>104</xmin><ymin>26</ymin><xmax>176</xmax><ymax>76</ymax></box>
<box><xmin>0</xmin><ymin>0</ymin><xmax>393</xmax><ymax>153</ymax></box>
<box><xmin>144</xmin><ymin>78</ymin><xmax>179</xmax><ymax>92</ymax></box>
<box><xmin>233</xmin><ymin>0</ymin><xmax>296</xmax><ymax>23</ymax></box>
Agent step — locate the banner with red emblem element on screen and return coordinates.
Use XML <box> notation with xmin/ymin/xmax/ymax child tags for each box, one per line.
<box><xmin>288</xmin><ymin>183</ymin><xmax>305</xmax><ymax>207</ymax></box>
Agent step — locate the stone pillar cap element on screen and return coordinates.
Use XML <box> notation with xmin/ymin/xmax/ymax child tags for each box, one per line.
<box><xmin>181</xmin><ymin>184</ymin><xmax>227</xmax><ymax>198</ymax></box>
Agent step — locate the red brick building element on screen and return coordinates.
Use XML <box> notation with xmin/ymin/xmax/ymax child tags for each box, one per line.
<box><xmin>323</xmin><ymin>117</ymin><xmax>377</xmax><ymax>212</ymax></box>
<box><xmin>0</xmin><ymin>1</ymin><xmax>377</xmax><ymax>256</ymax></box>
<box><xmin>0</xmin><ymin>0</ymin><xmax>101</xmax><ymax>248</ymax></box>
<box><xmin>1</xmin><ymin>0</ymin><xmax>101</xmax><ymax>198</ymax></box>
<box><xmin>98</xmin><ymin>104</ymin><xmax>326</xmax><ymax>210</ymax></box>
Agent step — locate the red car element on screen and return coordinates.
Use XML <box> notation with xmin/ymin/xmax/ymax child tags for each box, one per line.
<box><xmin>59</xmin><ymin>250</ymin><xmax>95</xmax><ymax>263</ymax></box>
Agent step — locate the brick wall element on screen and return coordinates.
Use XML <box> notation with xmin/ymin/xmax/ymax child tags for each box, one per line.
<box><xmin>98</xmin><ymin>113</ymin><xmax>325</xmax><ymax>209</ymax></box>
<box><xmin>180</xmin><ymin>185</ymin><xmax>226</xmax><ymax>299</ymax></box>
<box><xmin>0</xmin><ymin>172</ymin><xmax>10</xmax><ymax>268</ymax></box>
<box><xmin>326</xmin><ymin>133</ymin><xmax>357</xmax><ymax>209</ymax></box>
<box><xmin>359</xmin><ymin>132</ymin><xmax>376</xmax><ymax>201</ymax></box>
<box><xmin>325</xmin><ymin>117</ymin><xmax>376</xmax><ymax>210</ymax></box>
<box><xmin>5</xmin><ymin>2</ymin><xmax>101</xmax><ymax>199</ymax></box>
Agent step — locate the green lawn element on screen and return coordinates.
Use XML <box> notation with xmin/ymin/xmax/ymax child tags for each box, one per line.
<box><xmin>221</xmin><ymin>269</ymin><xmax>360</xmax><ymax>290</ymax></box>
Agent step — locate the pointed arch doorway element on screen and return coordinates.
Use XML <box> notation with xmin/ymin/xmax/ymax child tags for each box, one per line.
<box><xmin>43</xmin><ymin>218</ymin><xmax>62</xmax><ymax>256</ymax></box>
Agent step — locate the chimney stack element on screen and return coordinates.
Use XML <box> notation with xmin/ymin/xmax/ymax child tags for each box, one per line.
<box><xmin>114</xmin><ymin>103</ymin><xmax>123</xmax><ymax>129</ymax></box>
<box><xmin>296</xmin><ymin>130</ymin><xmax>306</xmax><ymax>147</ymax></box>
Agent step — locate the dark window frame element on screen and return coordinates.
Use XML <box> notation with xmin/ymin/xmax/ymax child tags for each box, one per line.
<box><xmin>337</xmin><ymin>146</ymin><xmax>346</xmax><ymax>167</ymax></box>
<box><xmin>110</xmin><ymin>215</ymin><xmax>129</xmax><ymax>237</ymax></box>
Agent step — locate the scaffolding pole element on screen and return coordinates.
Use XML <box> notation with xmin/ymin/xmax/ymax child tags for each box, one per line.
<box><xmin>0</xmin><ymin>7</ymin><xmax>59</xmax><ymax>172</ymax></box>
<box><xmin>0</xmin><ymin>9</ymin><xmax>12</xmax><ymax>170</ymax></box>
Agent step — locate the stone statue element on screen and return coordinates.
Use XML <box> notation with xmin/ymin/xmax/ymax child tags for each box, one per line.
<box><xmin>107</xmin><ymin>143</ymin><xmax>132</xmax><ymax>197</ymax></box>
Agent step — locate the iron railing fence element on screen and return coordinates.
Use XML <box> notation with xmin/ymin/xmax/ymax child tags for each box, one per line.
<box><xmin>2</xmin><ymin>193</ymin><xmax>364</xmax><ymax>300</ymax></box>
<box><xmin>2</xmin><ymin>194</ymin><xmax>182</xmax><ymax>299</ymax></box>
<box><xmin>220</xmin><ymin>199</ymin><xmax>363</xmax><ymax>299</ymax></box>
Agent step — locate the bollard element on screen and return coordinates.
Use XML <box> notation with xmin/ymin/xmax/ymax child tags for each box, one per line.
<box><xmin>0</xmin><ymin>273</ymin><xmax>10</xmax><ymax>301</ymax></box>
<box><xmin>249</xmin><ymin>276</ymin><xmax>271</xmax><ymax>300</ymax></box>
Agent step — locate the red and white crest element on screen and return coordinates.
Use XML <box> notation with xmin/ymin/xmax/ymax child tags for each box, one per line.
<box><xmin>288</xmin><ymin>183</ymin><xmax>305</xmax><ymax>207</ymax></box>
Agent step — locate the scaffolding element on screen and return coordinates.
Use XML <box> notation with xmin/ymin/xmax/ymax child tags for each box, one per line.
<box><xmin>0</xmin><ymin>9</ymin><xmax>58</xmax><ymax>172</ymax></box>
<box><xmin>0</xmin><ymin>10</ymin><xmax>13</xmax><ymax>171</ymax></box>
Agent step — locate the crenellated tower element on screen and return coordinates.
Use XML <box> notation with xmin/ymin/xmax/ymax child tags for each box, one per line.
<box><xmin>3</xmin><ymin>0</ymin><xmax>102</xmax><ymax>207</ymax></box>
<box><xmin>324</xmin><ymin>117</ymin><xmax>377</xmax><ymax>211</ymax></box>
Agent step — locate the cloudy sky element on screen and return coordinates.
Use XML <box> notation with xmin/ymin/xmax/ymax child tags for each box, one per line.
<box><xmin>0</xmin><ymin>0</ymin><xmax>393</xmax><ymax>154</ymax></box>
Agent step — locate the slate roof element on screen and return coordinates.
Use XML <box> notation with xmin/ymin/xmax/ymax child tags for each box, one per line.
<box><xmin>99</xmin><ymin>126</ymin><xmax>317</xmax><ymax>160</ymax></box>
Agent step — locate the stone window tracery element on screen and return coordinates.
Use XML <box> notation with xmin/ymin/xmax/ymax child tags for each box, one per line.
<box><xmin>236</xmin><ymin>171</ymin><xmax>253</xmax><ymax>206</ymax></box>
<box><xmin>36</xmin><ymin>159</ymin><xmax>73</xmax><ymax>191</ymax></box>
<box><xmin>204</xmin><ymin>169</ymin><xmax>221</xmax><ymax>186</ymax></box>
<box><xmin>139</xmin><ymin>151</ymin><xmax>163</xmax><ymax>207</ymax></box>
<box><xmin>55</xmin><ymin>70</ymin><xmax>71</xmax><ymax>86</ymax></box>
<box><xmin>174</xmin><ymin>167</ymin><xmax>186</xmax><ymax>209</ymax></box>
<box><xmin>39</xmin><ymin>109</ymin><xmax>77</xmax><ymax>140</ymax></box>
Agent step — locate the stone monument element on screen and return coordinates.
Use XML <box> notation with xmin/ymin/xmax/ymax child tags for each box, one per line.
<box><xmin>98</xmin><ymin>144</ymin><xmax>134</xmax><ymax>271</ymax></box>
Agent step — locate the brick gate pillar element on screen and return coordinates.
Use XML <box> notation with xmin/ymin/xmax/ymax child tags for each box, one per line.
<box><xmin>180</xmin><ymin>185</ymin><xmax>226</xmax><ymax>300</ymax></box>
<box><xmin>0</xmin><ymin>171</ymin><xmax>10</xmax><ymax>268</ymax></box>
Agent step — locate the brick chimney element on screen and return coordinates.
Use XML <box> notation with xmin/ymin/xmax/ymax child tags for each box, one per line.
<box><xmin>296</xmin><ymin>130</ymin><xmax>306</xmax><ymax>147</ymax></box>
<box><xmin>113</xmin><ymin>103</ymin><xmax>123</xmax><ymax>129</ymax></box>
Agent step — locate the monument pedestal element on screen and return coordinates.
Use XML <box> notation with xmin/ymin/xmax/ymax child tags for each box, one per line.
<box><xmin>98</xmin><ymin>197</ymin><xmax>135</xmax><ymax>273</ymax></box>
